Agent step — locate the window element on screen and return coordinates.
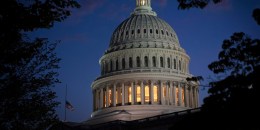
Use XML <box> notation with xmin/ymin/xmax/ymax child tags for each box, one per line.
<box><xmin>145</xmin><ymin>85</ymin><xmax>149</xmax><ymax>102</ymax></box>
<box><xmin>122</xmin><ymin>58</ymin><xmax>125</xmax><ymax>69</ymax></box>
<box><xmin>179</xmin><ymin>60</ymin><xmax>182</xmax><ymax>70</ymax></box>
<box><xmin>128</xmin><ymin>87</ymin><xmax>132</xmax><ymax>103</ymax></box>
<box><xmin>116</xmin><ymin>60</ymin><xmax>119</xmax><ymax>70</ymax></box>
<box><xmin>174</xmin><ymin>59</ymin><xmax>176</xmax><ymax>69</ymax></box>
<box><xmin>104</xmin><ymin>89</ymin><xmax>107</xmax><ymax>107</ymax></box>
<box><xmin>167</xmin><ymin>57</ymin><xmax>170</xmax><ymax>68</ymax></box>
<box><xmin>144</xmin><ymin>56</ymin><xmax>148</xmax><ymax>67</ymax></box>
<box><xmin>152</xmin><ymin>56</ymin><xmax>156</xmax><ymax>67</ymax></box>
<box><xmin>144</xmin><ymin>29</ymin><xmax>146</xmax><ymax>33</ymax></box>
<box><xmin>156</xmin><ymin>29</ymin><xmax>158</xmax><ymax>34</ymax></box>
<box><xmin>175</xmin><ymin>87</ymin><xmax>179</xmax><ymax>105</ymax></box>
<box><xmin>137</xmin><ymin>29</ymin><xmax>140</xmax><ymax>34</ymax></box>
<box><xmin>166</xmin><ymin>31</ymin><xmax>169</xmax><ymax>36</ymax></box>
<box><xmin>182</xmin><ymin>87</ymin><xmax>185</xmax><ymax>105</ymax></box>
<box><xmin>105</xmin><ymin>62</ymin><xmax>109</xmax><ymax>73</ymax></box>
<box><xmin>110</xmin><ymin>60</ymin><xmax>113</xmax><ymax>71</ymax></box>
<box><xmin>136</xmin><ymin>56</ymin><xmax>141</xmax><ymax>67</ymax></box>
<box><xmin>160</xmin><ymin>57</ymin><xmax>163</xmax><ymax>67</ymax></box>
<box><xmin>131</xmin><ymin>30</ymin><xmax>134</xmax><ymax>35</ymax></box>
<box><xmin>129</xmin><ymin>57</ymin><xmax>133</xmax><ymax>68</ymax></box>
<box><xmin>150</xmin><ymin>29</ymin><xmax>153</xmax><ymax>33</ymax></box>
<box><xmin>109</xmin><ymin>89</ymin><xmax>112</xmax><ymax>106</ymax></box>
<box><xmin>136</xmin><ymin>86</ymin><xmax>141</xmax><ymax>102</ymax></box>
<box><xmin>126</xmin><ymin>31</ymin><xmax>129</xmax><ymax>36</ymax></box>
<box><xmin>153</xmin><ymin>85</ymin><xmax>158</xmax><ymax>102</ymax></box>
<box><xmin>161</xmin><ymin>30</ymin><xmax>164</xmax><ymax>35</ymax></box>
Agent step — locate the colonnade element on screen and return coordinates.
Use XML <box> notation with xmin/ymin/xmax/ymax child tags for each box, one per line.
<box><xmin>93</xmin><ymin>80</ymin><xmax>199</xmax><ymax>111</ymax></box>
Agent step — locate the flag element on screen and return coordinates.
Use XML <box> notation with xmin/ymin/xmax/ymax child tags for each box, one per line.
<box><xmin>65</xmin><ymin>100</ymin><xmax>74</xmax><ymax>111</ymax></box>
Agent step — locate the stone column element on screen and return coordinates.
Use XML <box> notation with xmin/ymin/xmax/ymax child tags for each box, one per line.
<box><xmin>178</xmin><ymin>82</ymin><xmax>182</xmax><ymax>106</ymax></box>
<box><xmin>141</xmin><ymin>81</ymin><xmax>144</xmax><ymax>105</ymax></box>
<box><xmin>166</xmin><ymin>82</ymin><xmax>169</xmax><ymax>105</ymax></box>
<box><xmin>131</xmin><ymin>82</ymin><xmax>134</xmax><ymax>105</ymax></box>
<box><xmin>173</xmin><ymin>82</ymin><xmax>176</xmax><ymax>106</ymax></box>
<box><xmin>106</xmin><ymin>86</ymin><xmax>109</xmax><ymax>107</ymax></box>
<box><xmin>100</xmin><ymin>88</ymin><xmax>103</xmax><ymax>109</ymax></box>
<box><xmin>169</xmin><ymin>81</ymin><xmax>173</xmax><ymax>105</ymax></box>
<box><xmin>185</xmin><ymin>84</ymin><xmax>189</xmax><ymax>107</ymax></box>
<box><xmin>113</xmin><ymin>84</ymin><xmax>116</xmax><ymax>107</ymax></box>
<box><xmin>151</xmin><ymin>81</ymin><xmax>154</xmax><ymax>104</ymax></box>
<box><xmin>160</xmin><ymin>81</ymin><xmax>164</xmax><ymax>105</ymax></box>
<box><xmin>122</xmin><ymin>83</ymin><xmax>125</xmax><ymax>106</ymax></box>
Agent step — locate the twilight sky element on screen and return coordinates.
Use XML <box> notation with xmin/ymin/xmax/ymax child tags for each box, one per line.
<box><xmin>32</xmin><ymin>0</ymin><xmax>260</xmax><ymax>122</ymax></box>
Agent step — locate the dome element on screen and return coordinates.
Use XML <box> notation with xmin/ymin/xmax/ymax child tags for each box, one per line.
<box><xmin>109</xmin><ymin>14</ymin><xmax>180</xmax><ymax>48</ymax></box>
<box><xmin>87</xmin><ymin>0</ymin><xmax>199</xmax><ymax>125</ymax></box>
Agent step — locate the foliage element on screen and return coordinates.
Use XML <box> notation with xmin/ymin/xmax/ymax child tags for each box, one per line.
<box><xmin>0</xmin><ymin>0</ymin><xmax>80</xmax><ymax>129</ymax></box>
<box><xmin>253</xmin><ymin>8</ymin><xmax>260</xmax><ymax>25</ymax></box>
<box><xmin>203</xmin><ymin>32</ymin><xmax>260</xmax><ymax>128</ymax></box>
<box><xmin>177</xmin><ymin>0</ymin><xmax>221</xmax><ymax>9</ymax></box>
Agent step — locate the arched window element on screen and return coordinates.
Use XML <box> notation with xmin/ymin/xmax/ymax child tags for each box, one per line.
<box><xmin>136</xmin><ymin>56</ymin><xmax>141</xmax><ymax>67</ymax></box>
<box><xmin>116</xmin><ymin>59</ymin><xmax>119</xmax><ymax>70</ymax></box>
<box><xmin>179</xmin><ymin>60</ymin><xmax>181</xmax><ymax>70</ymax></box>
<box><xmin>129</xmin><ymin>57</ymin><xmax>133</xmax><ymax>68</ymax></box>
<box><xmin>167</xmin><ymin>57</ymin><xmax>170</xmax><ymax>68</ymax></box>
<box><xmin>160</xmin><ymin>57</ymin><xmax>163</xmax><ymax>67</ymax></box>
<box><xmin>152</xmin><ymin>56</ymin><xmax>156</xmax><ymax>67</ymax></box>
<box><xmin>174</xmin><ymin>59</ymin><xmax>176</xmax><ymax>69</ymax></box>
<box><xmin>144</xmin><ymin>56</ymin><xmax>148</xmax><ymax>67</ymax></box>
<box><xmin>136</xmin><ymin>85</ymin><xmax>141</xmax><ymax>102</ymax></box>
<box><xmin>153</xmin><ymin>85</ymin><xmax>158</xmax><ymax>102</ymax></box>
<box><xmin>110</xmin><ymin>60</ymin><xmax>113</xmax><ymax>71</ymax></box>
<box><xmin>122</xmin><ymin>58</ymin><xmax>125</xmax><ymax>69</ymax></box>
<box><xmin>105</xmin><ymin>62</ymin><xmax>109</xmax><ymax>73</ymax></box>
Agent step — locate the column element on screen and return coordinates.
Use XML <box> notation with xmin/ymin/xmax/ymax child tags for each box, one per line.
<box><xmin>190</xmin><ymin>87</ymin><xmax>193</xmax><ymax>108</ymax></box>
<box><xmin>173</xmin><ymin>82</ymin><xmax>176</xmax><ymax>106</ymax></box>
<box><xmin>122</xmin><ymin>83</ymin><xmax>125</xmax><ymax>106</ymax></box>
<box><xmin>169</xmin><ymin>81</ymin><xmax>173</xmax><ymax>105</ymax></box>
<box><xmin>178</xmin><ymin>82</ymin><xmax>182</xmax><ymax>106</ymax></box>
<box><xmin>113</xmin><ymin>84</ymin><xmax>116</xmax><ymax>107</ymax></box>
<box><xmin>185</xmin><ymin>84</ymin><xmax>189</xmax><ymax>107</ymax></box>
<box><xmin>160</xmin><ymin>81</ymin><xmax>164</xmax><ymax>105</ymax></box>
<box><xmin>131</xmin><ymin>82</ymin><xmax>134</xmax><ymax>105</ymax></box>
<box><xmin>100</xmin><ymin>88</ymin><xmax>103</xmax><ymax>109</ymax></box>
<box><xmin>165</xmin><ymin>82</ymin><xmax>169</xmax><ymax>105</ymax></box>
<box><xmin>141</xmin><ymin>81</ymin><xmax>144</xmax><ymax>105</ymax></box>
<box><xmin>106</xmin><ymin>86</ymin><xmax>109</xmax><ymax>107</ymax></box>
<box><xmin>151</xmin><ymin>81</ymin><xmax>154</xmax><ymax>104</ymax></box>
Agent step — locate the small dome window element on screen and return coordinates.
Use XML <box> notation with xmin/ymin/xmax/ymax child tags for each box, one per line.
<box><xmin>161</xmin><ymin>30</ymin><xmax>164</xmax><ymax>35</ymax></box>
<box><xmin>166</xmin><ymin>31</ymin><xmax>169</xmax><ymax>36</ymax></box>
<box><xmin>126</xmin><ymin>31</ymin><xmax>129</xmax><ymax>36</ymax></box>
<box><xmin>156</xmin><ymin>29</ymin><xmax>158</xmax><ymax>34</ymax></box>
<box><xmin>150</xmin><ymin>29</ymin><xmax>153</xmax><ymax>33</ymax></box>
<box><xmin>152</xmin><ymin>56</ymin><xmax>156</xmax><ymax>67</ymax></box>
<box><xmin>137</xmin><ymin>29</ymin><xmax>140</xmax><ymax>34</ymax></box>
<box><xmin>144</xmin><ymin>29</ymin><xmax>146</xmax><ymax>33</ymax></box>
<box><xmin>132</xmin><ymin>30</ymin><xmax>134</xmax><ymax>35</ymax></box>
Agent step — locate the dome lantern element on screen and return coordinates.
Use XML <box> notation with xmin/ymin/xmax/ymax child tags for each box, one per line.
<box><xmin>132</xmin><ymin>0</ymin><xmax>157</xmax><ymax>16</ymax></box>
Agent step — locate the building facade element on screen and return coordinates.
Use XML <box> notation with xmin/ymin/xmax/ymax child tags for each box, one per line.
<box><xmin>87</xmin><ymin>0</ymin><xmax>199</xmax><ymax>125</ymax></box>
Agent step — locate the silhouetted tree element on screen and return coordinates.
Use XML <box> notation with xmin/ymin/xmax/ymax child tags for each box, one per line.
<box><xmin>203</xmin><ymin>32</ymin><xmax>260</xmax><ymax>129</ymax></box>
<box><xmin>171</xmin><ymin>1</ymin><xmax>260</xmax><ymax>129</ymax></box>
<box><xmin>0</xmin><ymin>0</ymin><xmax>80</xmax><ymax>129</ymax></box>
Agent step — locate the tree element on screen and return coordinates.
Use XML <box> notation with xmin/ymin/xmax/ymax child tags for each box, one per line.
<box><xmin>0</xmin><ymin>0</ymin><xmax>80</xmax><ymax>129</ymax></box>
<box><xmin>174</xmin><ymin>0</ymin><xmax>260</xmax><ymax>129</ymax></box>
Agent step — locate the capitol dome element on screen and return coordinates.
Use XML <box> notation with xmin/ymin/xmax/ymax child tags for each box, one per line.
<box><xmin>88</xmin><ymin>0</ymin><xmax>199</xmax><ymax>125</ymax></box>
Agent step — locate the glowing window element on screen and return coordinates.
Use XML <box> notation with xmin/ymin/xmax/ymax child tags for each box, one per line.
<box><xmin>136</xmin><ymin>86</ymin><xmax>141</xmax><ymax>102</ymax></box>
<box><xmin>175</xmin><ymin>87</ymin><xmax>179</xmax><ymax>105</ymax></box>
<box><xmin>145</xmin><ymin>85</ymin><xmax>149</xmax><ymax>102</ymax></box>
<box><xmin>104</xmin><ymin>90</ymin><xmax>107</xmax><ymax>107</ymax></box>
<box><xmin>153</xmin><ymin>85</ymin><xmax>158</xmax><ymax>102</ymax></box>
<box><xmin>128</xmin><ymin>87</ymin><xmax>132</xmax><ymax>103</ymax></box>
<box><xmin>109</xmin><ymin>89</ymin><xmax>112</xmax><ymax>106</ymax></box>
<box><xmin>163</xmin><ymin>85</ymin><xmax>166</xmax><ymax>97</ymax></box>
<box><xmin>182</xmin><ymin>87</ymin><xmax>185</xmax><ymax>104</ymax></box>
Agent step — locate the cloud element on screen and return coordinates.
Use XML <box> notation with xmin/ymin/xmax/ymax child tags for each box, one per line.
<box><xmin>76</xmin><ymin>0</ymin><xmax>106</xmax><ymax>17</ymax></box>
<box><xmin>155</xmin><ymin>0</ymin><xmax>168</xmax><ymax>7</ymax></box>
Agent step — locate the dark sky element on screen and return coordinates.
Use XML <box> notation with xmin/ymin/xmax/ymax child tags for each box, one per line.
<box><xmin>32</xmin><ymin>0</ymin><xmax>260</xmax><ymax>122</ymax></box>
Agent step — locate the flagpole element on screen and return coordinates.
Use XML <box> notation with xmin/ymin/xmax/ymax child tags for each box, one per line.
<box><xmin>64</xmin><ymin>84</ymin><xmax>67</xmax><ymax>122</ymax></box>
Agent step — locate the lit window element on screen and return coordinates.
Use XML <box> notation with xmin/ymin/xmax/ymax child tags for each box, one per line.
<box><xmin>145</xmin><ymin>85</ymin><xmax>149</xmax><ymax>102</ymax></box>
<box><xmin>136</xmin><ymin>86</ymin><xmax>141</xmax><ymax>102</ymax></box>
<box><xmin>153</xmin><ymin>85</ymin><xmax>158</xmax><ymax>102</ymax></box>
<box><xmin>109</xmin><ymin>89</ymin><xmax>112</xmax><ymax>106</ymax></box>
<box><xmin>182</xmin><ymin>87</ymin><xmax>185</xmax><ymax>105</ymax></box>
<box><xmin>175</xmin><ymin>87</ymin><xmax>179</xmax><ymax>105</ymax></box>
<box><xmin>128</xmin><ymin>87</ymin><xmax>132</xmax><ymax>103</ymax></box>
<box><xmin>104</xmin><ymin>90</ymin><xmax>107</xmax><ymax>107</ymax></box>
